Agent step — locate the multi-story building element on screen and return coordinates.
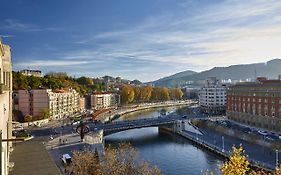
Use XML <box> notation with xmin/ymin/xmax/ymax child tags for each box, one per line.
<box><xmin>20</xmin><ymin>69</ymin><xmax>43</xmax><ymax>77</ymax></box>
<box><xmin>90</xmin><ymin>92</ymin><xmax>120</xmax><ymax>110</ymax></box>
<box><xmin>0</xmin><ymin>39</ymin><xmax>13</xmax><ymax>174</ymax></box>
<box><xmin>227</xmin><ymin>77</ymin><xmax>281</xmax><ymax>132</ymax></box>
<box><xmin>18</xmin><ymin>89</ymin><xmax>80</xmax><ymax>119</ymax></box>
<box><xmin>199</xmin><ymin>77</ymin><xmax>227</xmax><ymax>114</ymax></box>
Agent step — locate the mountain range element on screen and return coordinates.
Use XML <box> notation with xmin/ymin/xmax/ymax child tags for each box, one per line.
<box><xmin>150</xmin><ymin>59</ymin><xmax>281</xmax><ymax>87</ymax></box>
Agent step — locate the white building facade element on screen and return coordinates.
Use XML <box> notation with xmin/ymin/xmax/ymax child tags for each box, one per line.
<box><xmin>199</xmin><ymin>77</ymin><xmax>227</xmax><ymax>114</ymax></box>
<box><xmin>91</xmin><ymin>92</ymin><xmax>120</xmax><ymax>110</ymax></box>
<box><xmin>0</xmin><ymin>39</ymin><xmax>13</xmax><ymax>175</ymax></box>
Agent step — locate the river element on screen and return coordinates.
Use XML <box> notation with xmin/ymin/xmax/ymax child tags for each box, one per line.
<box><xmin>104</xmin><ymin>107</ymin><xmax>223</xmax><ymax>175</ymax></box>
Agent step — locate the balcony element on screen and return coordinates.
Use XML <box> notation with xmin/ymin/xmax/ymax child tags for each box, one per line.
<box><xmin>0</xmin><ymin>83</ymin><xmax>9</xmax><ymax>94</ymax></box>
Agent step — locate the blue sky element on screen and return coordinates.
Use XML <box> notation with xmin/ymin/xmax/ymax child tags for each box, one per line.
<box><xmin>1</xmin><ymin>0</ymin><xmax>281</xmax><ymax>82</ymax></box>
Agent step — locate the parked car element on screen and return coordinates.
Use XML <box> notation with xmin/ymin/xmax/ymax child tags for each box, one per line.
<box><xmin>258</xmin><ymin>130</ymin><xmax>268</xmax><ymax>136</ymax></box>
<box><xmin>61</xmin><ymin>154</ymin><xmax>72</xmax><ymax>165</ymax></box>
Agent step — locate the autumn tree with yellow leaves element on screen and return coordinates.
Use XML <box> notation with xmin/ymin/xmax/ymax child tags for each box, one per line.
<box><xmin>218</xmin><ymin>145</ymin><xmax>281</xmax><ymax>175</ymax></box>
<box><xmin>221</xmin><ymin>145</ymin><xmax>250</xmax><ymax>175</ymax></box>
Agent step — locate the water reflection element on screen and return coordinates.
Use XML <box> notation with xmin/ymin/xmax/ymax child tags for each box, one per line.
<box><xmin>105</xmin><ymin>127</ymin><xmax>222</xmax><ymax>175</ymax></box>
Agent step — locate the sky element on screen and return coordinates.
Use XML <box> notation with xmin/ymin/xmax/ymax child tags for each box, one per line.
<box><xmin>1</xmin><ymin>0</ymin><xmax>281</xmax><ymax>82</ymax></box>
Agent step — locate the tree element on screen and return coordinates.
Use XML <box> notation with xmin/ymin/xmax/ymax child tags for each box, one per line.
<box><xmin>139</xmin><ymin>86</ymin><xmax>153</xmax><ymax>102</ymax></box>
<box><xmin>121</xmin><ymin>85</ymin><xmax>135</xmax><ymax>104</ymax></box>
<box><xmin>69</xmin><ymin>149</ymin><xmax>101</xmax><ymax>175</ymax></box>
<box><xmin>159</xmin><ymin>87</ymin><xmax>170</xmax><ymax>101</ymax></box>
<box><xmin>39</xmin><ymin>108</ymin><xmax>50</xmax><ymax>119</ymax></box>
<box><xmin>174</xmin><ymin>88</ymin><xmax>184</xmax><ymax>100</ymax></box>
<box><xmin>221</xmin><ymin>145</ymin><xmax>250</xmax><ymax>175</ymax></box>
<box><xmin>76</xmin><ymin>76</ymin><xmax>94</xmax><ymax>86</ymax></box>
<box><xmin>24</xmin><ymin>115</ymin><xmax>33</xmax><ymax>122</ymax></box>
<box><xmin>27</xmin><ymin>76</ymin><xmax>42</xmax><ymax>89</ymax></box>
<box><xmin>133</xmin><ymin>86</ymin><xmax>141</xmax><ymax>102</ymax></box>
<box><xmin>69</xmin><ymin>143</ymin><xmax>161</xmax><ymax>175</ymax></box>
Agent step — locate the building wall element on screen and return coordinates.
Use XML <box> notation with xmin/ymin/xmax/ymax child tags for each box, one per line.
<box><xmin>90</xmin><ymin>93</ymin><xmax>119</xmax><ymax>110</ymax></box>
<box><xmin>18</xmin><ymin>90</ymin><xmax>31</xmax><ymax>116</ymax></box>
<box><xmin>227</xmin><ymin>81</ymin><xmax>281</xmax><ymax>133</ymax></box>
<box><xmin>20</xmin><ymin>69</ymin><xmax>43</xmax><ymax>77</ymax></box>
<box><xmin>0</xmin><ymin>39</ymin><xmax>12</xmax><ymax>175</ymax></box>
<box><xmin>199</xmin><ymin>78</ymin><xmax>227</xmax><ymax>114</ymax></box>
<box><xmin>18</xmin><ymin>89</ymin><xmax>80</xmax><ymax>120</ymax></box>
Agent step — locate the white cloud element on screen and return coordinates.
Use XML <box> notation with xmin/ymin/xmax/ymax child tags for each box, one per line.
<box><xmin>0</xmin><ymin>19</ymin><xmax>62</xmax><ymax>32</ymax></box>
<box><xmin>73</xmin><ymin>0</ymin><xmax>281</xmax><ymax>73</ymax></box>
<box><xmin>14</xmin><ymin>59</ymin><xmax>89</xmax><ymax>68</ymax></box>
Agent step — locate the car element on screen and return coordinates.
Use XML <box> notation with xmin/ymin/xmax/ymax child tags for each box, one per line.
<box><xmin>72</xmin><ymin>121</ymin><xmax>80</xmax><ymax>126</ymax></box>
<box><xmin>182</xmin><ymin>115</ymin><xmax>187</xmax><ymax>119</ymax></box>
<box><xmin>258</xmin><ymin>130</ymin><xmax>268</xmax><ymax>136</ymax></box>
<box><xmin>61</xmin><ymin>154</ymin><xmax>72</xmax><ymax>165</ymax></box>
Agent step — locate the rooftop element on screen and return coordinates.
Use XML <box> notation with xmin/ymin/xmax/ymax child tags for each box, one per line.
<box><xmin>10</xmin><ymin>140</ymin><xmax>62</xmax><ymax>175</ymax></box>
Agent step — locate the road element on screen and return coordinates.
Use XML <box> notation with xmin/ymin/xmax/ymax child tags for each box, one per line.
<box><xmin>27</xmin><ymin>106</ymin><xmax>202</xmax><ymax>140</ymax></box>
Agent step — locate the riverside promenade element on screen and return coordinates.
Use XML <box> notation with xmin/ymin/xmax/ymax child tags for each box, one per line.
<box><xmin>177</xmin><ymin>125</ymin><xmax>277</xmax><ymax>171</ymax></box>
<box><xmin>96</xmin><ymin>100</ymin><xmax>194</xmax><ymax>122</ymax></box>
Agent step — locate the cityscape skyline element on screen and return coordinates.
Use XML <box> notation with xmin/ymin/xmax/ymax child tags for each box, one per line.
<box><xmin>1</xmin><ymin>0</ymin><xmax>281</xmax><ymax>81</ymax></box>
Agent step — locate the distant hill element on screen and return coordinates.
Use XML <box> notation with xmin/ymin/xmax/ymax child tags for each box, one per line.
<box><xmin>149</xmin><ymin>70</ymin><xmax>197</xmax><ymax>87</ymax></box>
<box><xmin>150</xmin><ymin>59</ymin><xmax>281</xmax><ymax>87</ymax></box>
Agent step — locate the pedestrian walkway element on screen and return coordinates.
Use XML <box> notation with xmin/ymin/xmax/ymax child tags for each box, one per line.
<box><xmin>183</xmin><ymin>127</ymin><xmax>277</xmax><ymax>170</ymax></box>
<box><xmin>10</xmin><ymin>140</ymin><xmax>62</xmax><ymax>175</ymax></box>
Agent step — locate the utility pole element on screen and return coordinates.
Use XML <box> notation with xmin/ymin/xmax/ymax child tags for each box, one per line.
<box><xmin>276</xmin><ymin>150</ymin><xmax>279</xmax><ymax>170</ymax></box>
<box><xmin>222</xmin><ymin>136</ymin><xmax>225</xmax><ymax>153</ymax></box>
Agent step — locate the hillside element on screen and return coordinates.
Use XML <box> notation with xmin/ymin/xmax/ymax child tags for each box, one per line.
<box><xmin>151</xmin><ymin>70</ymin><xmax>197</xmax><ymax>87</ymax></box>
<box><xmin>151</xmin><ymin>59</ymin><xmax>281</xmax><ymax>87</ymax></box>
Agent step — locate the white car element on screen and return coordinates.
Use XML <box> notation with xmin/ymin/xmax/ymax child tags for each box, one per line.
<box><xmin>61</xmin><ymin>154</ymin><xmax>72</xmax><ymax>165</ymax></box>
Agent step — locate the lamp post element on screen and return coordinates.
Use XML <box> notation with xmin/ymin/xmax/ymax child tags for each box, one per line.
<box><xmin>222</xmin><ymin>136</ymin><xmax>225</xmax><ymax>153</ymax></box>
<box><xmin>276</xmin><ymin>150</ymin><xmax>279</xmax><ymax>170</ymax></box>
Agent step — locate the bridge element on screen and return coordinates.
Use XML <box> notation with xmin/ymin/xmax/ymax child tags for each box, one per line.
<box><xmin>89</xmin><ymin>117</ymin><xmax>179</xmax><ymax>136</ymax></box>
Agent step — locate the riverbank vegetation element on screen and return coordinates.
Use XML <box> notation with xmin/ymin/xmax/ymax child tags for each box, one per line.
<box><xmin>121</xmin><ymin>85</ymin><xmax>183</xmax><ymax>104</ymax></box>
<box><xmin>67</xmin><ymin>143</ymin><xmax>161</xmax><ymax>175</ymax></box>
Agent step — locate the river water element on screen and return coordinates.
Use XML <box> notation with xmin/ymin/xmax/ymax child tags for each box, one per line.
<box><xmin>105</xmin><ymin>107</ymin><xmax>223</xmax><ymax>175</ymax></box>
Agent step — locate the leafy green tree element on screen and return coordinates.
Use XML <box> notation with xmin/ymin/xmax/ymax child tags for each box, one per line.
<box><xmin>76</xmin><ymin>76</ymin><xmax>94</xmax><ymax>86</ymax></box>
<box><xmin>27</xmin><ymin>76</ymin><xmax>42</xmax><ymax>89</ymax></box>
<box><xmin>39</xmin><ymin>108</ymin><xmax>50</xmax><ymax>119</ymax></box>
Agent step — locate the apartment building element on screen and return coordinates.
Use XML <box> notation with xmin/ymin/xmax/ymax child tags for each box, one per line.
<box><xmin>199</xmin><ymin>77</ymin><xmax>227</xmax><ymax>114</ymax></box>
<box><xmin>0</xmin><ymin>39</ymin><xmax>13</xmax><ymax>174</ymax></box>
<box><xmin>18</xmin><ymin>89</ymin><xmax>80</xmax><ymax>119</ymax></box>
<box><xmin>90</xmin><ymin>92</ymin><xmax>120</xmax><ymax>110</ymax></box>
<box><xmin>20</xmin><ymin>69</ymin><xmax>43</xmax><ymax>77</ymax></box>
<box><xmin>227</xmin><ymin>77</ymin><xmax>281</xmax><ymax>132</ymax></box>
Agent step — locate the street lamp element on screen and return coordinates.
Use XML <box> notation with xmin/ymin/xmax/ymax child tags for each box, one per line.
<box><xmin>276</xmin><ymin>150</ymin><xmax>279</xmax><ymax>170</ymax></box>
<box><xmin>222</xmin><ymin>136</ymin><xmax>225</xmax><ymax>153</ymax></box>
